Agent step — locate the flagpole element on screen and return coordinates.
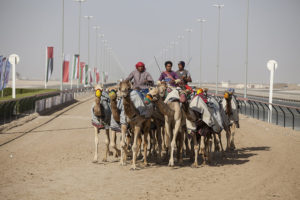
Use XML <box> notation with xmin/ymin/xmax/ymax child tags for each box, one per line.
<box><xmin>45</xmin><ymin>47</ymin><xmax>47</xmax><ymax>89</ymax></box>
<box><xmin>60</xmin><ymin>0</ymin><xmax>64</xmax><ymax>91</ymax></box>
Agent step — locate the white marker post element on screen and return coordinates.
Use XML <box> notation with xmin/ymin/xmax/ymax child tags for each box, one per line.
<box><xmin>267</xmin><ymin>60</ymin><xmax>278</xmax><ymax>123</ymax></box>
<box><xmin>8</xmin><ymin>54</ymin><xmax>20</xmax><ymax>99</ymax></box>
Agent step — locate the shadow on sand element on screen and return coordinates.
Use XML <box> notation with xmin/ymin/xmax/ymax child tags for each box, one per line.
<box><xmin>125</xmin><ymin>146</ymin><xmax>271</xmax><ymax>170</ymax></box>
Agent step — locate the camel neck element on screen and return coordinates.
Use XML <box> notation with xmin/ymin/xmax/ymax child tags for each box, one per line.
<box><xmin>123</xmin><ymin>95</ymin><xmax>138</xmax><ymax>119</ymax></box>
<box><xmin>155</xmin><ymin>98</ymin><xmax>174</xmax><ymax>116</ymax></box>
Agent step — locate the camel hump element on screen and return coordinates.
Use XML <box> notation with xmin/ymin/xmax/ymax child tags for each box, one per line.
<box><xmin>164</xmin><ymin>89</ymin><xmax>180</xmax><ymax>103</ymax></box>
<box><xmin>130</xmin><ymin>90</ymin><xmax>153</xmax><ymax>118</ymax></box>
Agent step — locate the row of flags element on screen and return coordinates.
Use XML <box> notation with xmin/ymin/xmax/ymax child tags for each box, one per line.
<box><xmin>0</xmin><ymin>56</ymin><xmax>11</xmax><ymax>91</ymax></box>
<box><xmin>46</xmin><ymin>47</ymin><xmax>102</xmax><ymax>86</ymax></box>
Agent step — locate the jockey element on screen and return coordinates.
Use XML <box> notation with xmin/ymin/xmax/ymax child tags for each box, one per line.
<box><xmin>176</xmin><ymin>61</ymin><xmax>192</xmax><ymax>84</ymax></box>
<box><xmin>196</xmin><ymin>88</ymin><xmax>208</xmax><ymax>103</ymax></box>
<box><xmin>159</xmin><ymin>61</ymin><xmax>181</xmax><ymax>87</ymax></box>
<box><xmin>126</xmin><ymin>61</ymin><xmax>154</xmax><ymax>96</ymax></box>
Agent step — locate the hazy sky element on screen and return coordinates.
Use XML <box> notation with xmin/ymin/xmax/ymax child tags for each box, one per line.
<box><xmin>1</xmin><ymin>0</ymin><xmax>300</xmax><ymax>84</ymax></box>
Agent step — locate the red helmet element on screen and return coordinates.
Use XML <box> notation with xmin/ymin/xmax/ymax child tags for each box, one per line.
<box><xmin>135</xmin><ymin>62</ymin><xmax>145</xmax><ymax>69</ymax></box>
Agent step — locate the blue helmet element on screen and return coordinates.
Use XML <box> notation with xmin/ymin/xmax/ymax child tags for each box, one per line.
<box><xmin>228</xmin><ymin>88</ymin><xmax>235</xmax><ymax>93</ymax></box>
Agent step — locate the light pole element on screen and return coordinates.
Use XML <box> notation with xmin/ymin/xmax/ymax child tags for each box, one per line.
<box><xmin>93</xmin><ymin>26</ymin><xmax>100</xmax><ymax>84</ymax></box>
<box><xmin>177</xmin><ymin>35</ymin><xmax>184</xmax><ymax>61</ymax></box>
<box><xmin>213</xmin><ymin>4</ymin><xmax>224</xmax><ymax>95</ymax></box>
<box><xmin>197</xmin><ymin>18</ymin><xmax>206</xmax><ymax>85</ymax></box>
<box><xmin>98</xmin><ymin>34</ymin><xmax>104</xmax><ymax>82</ymax></box>
<box><xmin>84</xmin><ymin>16</ymin><xmax>93</xmax><ymax>68</ymax></box>
<box><xmin>74</xmin><ymin>0</ymin><xmax>86</xmax><ymax>56</ymax></box>
<box><xmin>74</xmin><ymin>0</ymin><xmax>86</xmax><ymax>88</ymax></box>
<box><xmin>244</xmin><ymin>0</ymin><xmax>250</xmax><ymax>98</ymax></box>
<box><xmin>185</xmin><ymin>28</ymin><xmax>192</xmax><ymax>68</ymax></box>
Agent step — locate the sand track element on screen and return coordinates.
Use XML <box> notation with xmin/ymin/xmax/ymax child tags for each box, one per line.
<box><xmin>0</xmin><ymin>97</ymin><xmax>299</xmax><ymax>200</ymax></box>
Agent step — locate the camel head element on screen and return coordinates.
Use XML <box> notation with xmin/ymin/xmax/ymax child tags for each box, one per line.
<box><xmin>108</xmin><ymin>86</ymin><xmax>118</xmax><ymax>101</ymax></box>
<box><xmin>145</xmin><ymin>87</ymin><xmax>159</xmax><ymax>104</ymax></box>
<box><xmin>94</xmin><ymin>85</ymin><xmax>103</xmax><ymax>117</ymax></box>
<box><xmin>119</xmin><ymin>80</ymin><xmax>132</xmax><ymax>97</ymax></box>
<box><xmin>157</xmin><ymin>81</ymin><xmax>168</xmax><ymax>99</ymax></box>
<box><xmin>179</xmin><ymin>89</ymin><xmax>192</xmax><ymax>103</ymax></box>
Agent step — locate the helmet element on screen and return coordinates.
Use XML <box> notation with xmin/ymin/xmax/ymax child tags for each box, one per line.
<box><xmin>135</xmin><ymin>62</ymin><xmax>145</xmax><ymax>69</ymax></box>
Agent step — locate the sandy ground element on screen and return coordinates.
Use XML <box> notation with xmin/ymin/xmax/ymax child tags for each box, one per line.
<box><xmin>0</xmin><ymin>96</ymin><xmax>300</xmax><ymax>200</ymax></box>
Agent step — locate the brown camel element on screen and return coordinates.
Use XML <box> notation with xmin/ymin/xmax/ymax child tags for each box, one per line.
<box><xmin>147</xmin><ymin>82</ymin><xmax>184</xmax><ymax>166</ymax></box>
<box><xmin>119</xmin><ymin>80</ymin><xmax>151</xmax><ymax>170</ymax></box>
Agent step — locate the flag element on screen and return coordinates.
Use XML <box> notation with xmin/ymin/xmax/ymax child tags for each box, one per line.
<box><xmin>89</xmin><ymin>70</ymin><xmax>93</xmax><ymax>83</ymax></box>
<box><xmin>96</xmin><ymin>71</ymin><xmax>100</xmax><ymax>83</ymax></box>
<box><xmin>63</xmin><ymin>54</ymin><xmax>70</xmax><ymax>82</ymax></box>
<box><xmin>85</xmin><ymin>65</ymin><xmax>88</xmax><ymax>85</ymax></box>
<box><xmin>0</xmin><ymin>56</ymin><xmax>4</xmax><ymax>91</ymax></box>
<box><xmin>46</xmin><ymin>47</ymin><xmax>54</xmax><ymax>82</ymax></box>
<box><xmin>72</xmin><ymin>54</ymin><xmax>79</xmax><ymax>80</ymax></box>
<box><xmin>80</xmin><ymin>62</ymin><xmax>85</xmax><ymax>83</ymax></box>
<box><xmin>3</xmin><ymin>58</ymin><xmax>11</xmax><ymax>89</ymax></box>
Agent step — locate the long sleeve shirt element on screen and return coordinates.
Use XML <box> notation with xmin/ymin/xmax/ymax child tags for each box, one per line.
<box><xmin>158</xmin><ymin>71</ymin><xmax>179</xmax><ymax>87</ymax></box>
<box><xmin>126</xmin><ymin>70</ymin><xmax>154</xmax><ymax>90</ymax></box>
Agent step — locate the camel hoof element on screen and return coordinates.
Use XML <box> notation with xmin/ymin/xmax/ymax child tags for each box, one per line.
<box><xmin>130</xmin><ymin>165</ymin><xmax>140</xmax><ymax>170</ymax></box>
<box><xmin>230</xmin><ymin>143</ymin><xmax>236</xmax><ymax>150</ymax></box>
<box><xmin>143</xmin><ymin>162</ymin><xmax>149</xmax><ymax>167</ymax></box>
<box><xmin>191</xmin><ymin>162</ymin><xmax>198</xmax><ymax>168</ymax></box>
<box><xmin>92</xmin><ymin>159</ymin><xmax>98</xmax><ymax>163</ymax></box>
<box><xmin>168</xmin><ymin>160</ymin><xmax>174</xmax><ymax>167</ymax></box>
<box><xmin>102</xmin><ymin>158</ymin><xmax>108</xmax><ymax>162</ymax></box>
<box><xmin>120</xmin><ymin>161</ymin><xmax>126</xmax><ymax>166</ymax></box>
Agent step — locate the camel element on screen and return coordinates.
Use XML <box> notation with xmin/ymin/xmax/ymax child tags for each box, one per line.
<box><xmin>107</xmin><ymin>86</ymin><xmax>130</xmax><ymax>166</ymax></box>
<box><xmin>179</xmin><ymin>89</ymin><xmax>214</xmax><ymax>167</ymax></box>
<box><xmin>147</xmin><ymin>82</ymin><xmax>184</xmax><ymax>166</ymax></box>
<box><xmin>119</xmin><ymin>80</ymin><xmax>152</xmax><ymax>169</ymax></box>
<box><xmin>222</xmin><ymin>91</ymin><xmax>240</xmax><ymax>150</ymax></box>
<box><xmin>92</xmin><ymin>85</ymin><xmax>119</xmax><ymax>163</ymax></box>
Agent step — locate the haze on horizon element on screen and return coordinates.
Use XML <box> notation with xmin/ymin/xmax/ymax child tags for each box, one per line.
<box><xmin>0</xmin><ymin>0</ymin><xmax>299</xmax><ymax>84</ymax></box>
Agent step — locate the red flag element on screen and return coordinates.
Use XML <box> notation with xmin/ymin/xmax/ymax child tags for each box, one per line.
<box><xmin>96</xmin><ymin>72</ymin><xmax>100</xmax><ymax>83</ymax></box>
<box><xmin>76</xmin><ymin>55</ymin><xmax>80</xmax><ymax>79</ymax></box>
<box><xmin>63</xmin><ymin>55</ymin><xmax>70</xmax><ymax>82</ymax></box>
<box><xmin>80</xmin><ymin>62</ymin><xmax>85</xmax><ymax>83</ymax></box>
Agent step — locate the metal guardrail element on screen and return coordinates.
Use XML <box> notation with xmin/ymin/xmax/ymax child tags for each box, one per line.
<box><xmin>0</xmin><ymin>87</ymin><xmax>94</xmax><ymax>126</ymax></box>
<box><xmin>212</xmin><ymin>94</ymin><xmax>300</xmax><ymax>130</ymax></box>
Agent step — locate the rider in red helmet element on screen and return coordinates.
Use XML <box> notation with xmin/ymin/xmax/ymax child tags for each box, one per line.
<box><xmin>126</xmin><ymin>62</ymin><xmax>154</xmax><ymax>95</ymax></box>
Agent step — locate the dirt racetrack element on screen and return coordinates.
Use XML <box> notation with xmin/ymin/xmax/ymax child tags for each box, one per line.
<box><xmin>0</xmin><ymin>97</ymin><xmax>299</xmax><ymax>200</ymax></box>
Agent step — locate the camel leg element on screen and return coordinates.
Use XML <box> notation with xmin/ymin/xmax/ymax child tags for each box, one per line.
<box><xmin>131</xmin><ymin>125</ymin><xmax>141</xmax><ymax>170</ymax></box>
<box><xmin>110</xmin><ymin>130</ymin><xmax>120</xmax><ymax>158</ymax></box>
<box><xmin>230</xmin><ymin>123</ymin><xmax>236</xmax><ymax>150</ymax></box>
<box><xmin>213</xmin><ymin>133</ymin><xmax>220</xmax><ymax>152</ymax></box>
<box><xmin>136</xmin><ymin>135</ymin><xmax>142</xmax><ymax>160</ymax></box>
<box><xmin>178</xmin><ymin>130</ymin><xmax>184</xmax><ymax>165</ymax></box>
<box><xmin>217</xmin><ymin>133</ymin><xmax>225</xmax><ymax>152</ymax></box>
<box><xmin>161</xmin><ymin>126</ymin><xmax>166</xmax><ymax>151</ymax></box>
<box><xmin>225</xmin><ymin>128</ymin><xmax>231</xmax><ymax>152</ymax></box>
<box><xmin>192</xmin><ymin>133</ymin><xmax>199</xmax><ymax>167</ymax></box>
<box><xmin>143</xmin><ymin>120</ymin><xmax>151</xmax><ymax>166</ymax></box>
<box><xmin>208</xmin><ymin>135</ymin><xmax>213</xmax><ymax>164</ymax></box>
<box><xmin>93</xmin><ymin>127</ymin><xmax>99</xmax><ymax>163</ymax></box>
<box><xmin>200</xmin><ymin>135</ymin><xmax>206</xmax><ymax>163</ymax></box>
<box><xmin>155</xmin><ymin>124</ymin><xmax>162</xmax><ymax>162</ymax></box>
<box><xmin>169</xmin><ymin>120</ymin><xmax>181</xmax><ymax>167</ymax></box>
<box><xmin>103</xmin><ymin>129</ymin><xmax>111</xmax><ymax>162</ymax></box>
<box><xmin>120</xmin><ymin>125</ymin><xmax>127</xmax><ymax>166</ymax></box>
<box><xmin>164</xmin><ymin>121</ymin><xmax>171</xmax><ymax>161</ymax></box>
